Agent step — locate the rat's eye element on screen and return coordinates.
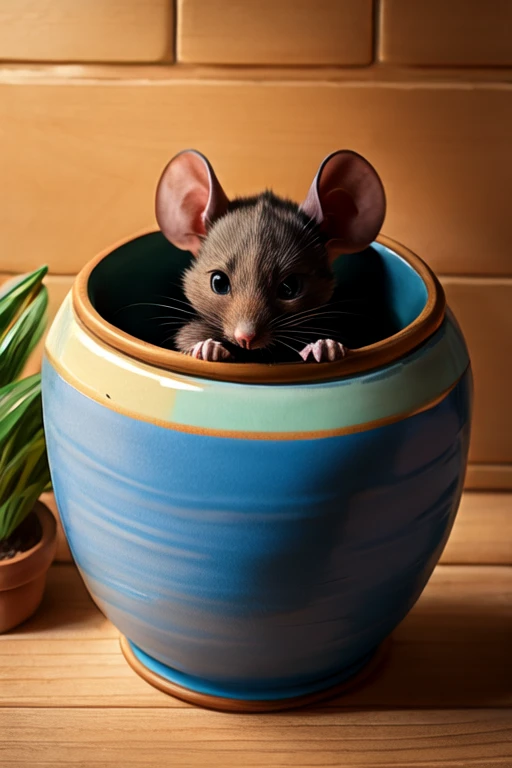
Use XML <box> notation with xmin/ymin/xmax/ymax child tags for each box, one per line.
<box><xmin>278</xmin><ymin>274</ymin><xmax>303</xmax><ymax>300</ymax></box>
<box><xmin>210</xmin><ymin>271</ymin><xmax>231</xmax><ymax>295</ymax></box>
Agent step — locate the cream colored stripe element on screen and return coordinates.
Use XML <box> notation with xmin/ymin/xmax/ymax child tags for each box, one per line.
<box><xmin>45</xmin><ymin>342</ymin><xmax>468</xmax><ymax>441</ymax></box>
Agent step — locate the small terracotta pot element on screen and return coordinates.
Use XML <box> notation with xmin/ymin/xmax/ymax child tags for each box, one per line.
<box><xmin>0</xmin><ymin>501</ymin><xmax>57</xmax><ymax>633</ymax></box>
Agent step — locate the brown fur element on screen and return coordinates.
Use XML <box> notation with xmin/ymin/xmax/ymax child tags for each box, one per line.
<box><xmin>175</xmin><ymin>191</ymin><xmax>335</xmax><ymax>359</ymax></box>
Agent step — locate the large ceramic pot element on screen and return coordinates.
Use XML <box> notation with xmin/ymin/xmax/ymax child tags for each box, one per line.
<box><xmin>41</xmin><ymin>231</ymin><xmax>471</xmax><ymax>711</ymax></box>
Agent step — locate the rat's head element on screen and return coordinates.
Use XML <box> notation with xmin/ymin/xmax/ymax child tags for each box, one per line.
<box><xmin>156</xmin><ymin>149</ymin><xmax>386</xmax><ymax>351</ymax></box>
<box><xmin>174</xmin><ymin>191</ymin><xmax>338</xmax><ymax>350</ymax></box>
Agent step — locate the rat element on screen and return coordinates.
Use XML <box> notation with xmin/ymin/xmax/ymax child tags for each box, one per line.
<box><xmin>155</xmin><ymin>149</ymin><xmax>386</xmax><ymax>363</ymax></box>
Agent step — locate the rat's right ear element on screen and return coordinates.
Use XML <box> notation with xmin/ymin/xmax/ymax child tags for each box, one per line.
<box><xmin>300</xmin><ymin>150</ymin><xmax>386</xmax><ymax>259</ymax></box>
<box><xmin>155</xmin><ymin>150</ymin><xmax>229</xmax><ymax>256</ymax></box>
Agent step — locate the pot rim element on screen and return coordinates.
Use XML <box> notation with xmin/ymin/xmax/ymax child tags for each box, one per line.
<box><xmin>72</xmin><ymin>229</ymin><xmax>446</xmax><ymax>385</ymax></box>
<box><xmin>0</xmin><ymin>501</ymin><xmax>57</xmax><ymax>591</ymax></box>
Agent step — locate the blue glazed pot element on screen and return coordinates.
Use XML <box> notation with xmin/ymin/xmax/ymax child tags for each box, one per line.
<box><xmin>42</xmin><ymin>232</ymin><xmax>472</xmax><ymax>710</ymax></box>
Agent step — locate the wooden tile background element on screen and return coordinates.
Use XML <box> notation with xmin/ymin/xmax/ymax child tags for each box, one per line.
<box><xmin>177</xmin><ymin>0</ymin><xmax>373</xmax><ymax>66</ymax></box>
<box><xmin>1</xmin><ymin>0</ymin><xmax>511</xmax><ymax>501</ymax></box>
<box><xmin>379</xmin><ymin>0</ymin><xmax>512</xmax><ymax>67</ymax></box>
<box><xmin>0</xmin><ymin>0</ymin><xmax>173</xmax><ymax>63</ymax></box>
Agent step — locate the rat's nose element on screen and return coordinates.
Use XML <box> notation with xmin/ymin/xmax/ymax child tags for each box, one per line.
<box><xmin>234</xmin><ymin>325</ymin><xmax>256</xmax><ymax>349</ymax></box>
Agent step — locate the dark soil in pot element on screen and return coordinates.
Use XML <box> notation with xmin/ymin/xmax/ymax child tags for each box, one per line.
<box><xmin>0</xmin><ymin>512</ymin><xmax>43</xmax><ymax>561</ymax></box>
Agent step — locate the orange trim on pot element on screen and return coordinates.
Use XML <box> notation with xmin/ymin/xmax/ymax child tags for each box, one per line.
<box><xmin>119</xmin><ymin>634</ymin><xmax>389</xmax><ymax>712</ymax></box>
<box><xmin>72</xmin><ymin>231</ymin><xmax>446</xmax><ymax>385</ymax></box>
<box><xmin>44</xmin><ymin>347</ymin><xmax>466</xmax><ymax>440</ymax></box>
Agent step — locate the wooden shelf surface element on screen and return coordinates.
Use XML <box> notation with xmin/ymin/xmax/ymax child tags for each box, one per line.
<box><xmin>1</xmin><ymin>563</ymin><xmax>511</xmax><ymax>766</ymax></box>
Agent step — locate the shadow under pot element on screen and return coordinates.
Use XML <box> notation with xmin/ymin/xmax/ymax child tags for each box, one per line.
<box><xmin>41</xmin><ymin>231</ymin><xmax>472</xmax><ymax>712</ymax></box>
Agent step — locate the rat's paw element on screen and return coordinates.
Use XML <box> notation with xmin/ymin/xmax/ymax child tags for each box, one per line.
<box><xmin>299</xmin><ymin>339</ymin><xmax>347</xmax><ymax>363</ymax></box>
<box><xmin>189</xmin><ymin>339</ymin><xmax>233</xmax><ymax>362</ymax></box>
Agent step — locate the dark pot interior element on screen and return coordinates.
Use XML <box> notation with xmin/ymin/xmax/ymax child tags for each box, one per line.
<box><xmin>87</xmin><ymin>232</ymin><xmax>428</xmax><ymax>361</ymax></box>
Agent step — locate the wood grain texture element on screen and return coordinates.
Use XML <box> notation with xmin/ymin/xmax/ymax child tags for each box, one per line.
<box><xmin>0</xmin><ymin>0</ymin><xmax>173</xmax><ymax>63</ymax></box>
<box><xmin>440</xmin><ymin>492</ymin><xmax>512</xmax><ymax>564</ymax></box>
<box><xmin>466</xmin><ymin>464</ymin><xmax>512</xmax><ymax>491</ymax></box>
<box><xmin>1</xmin><ymin>707</ymin><xmax>511</xmax><ymax>766</ymax></box>
<box><xmin>379</xmin><ymin>0</ymin><xmax>512</xmax><ymax>67</ymax></box>
<box><xmin>177</xmin><ymin>0</ymin><xmax>373</xmax><ymax>66</ymax></box>
<box><xmin>1</xmin><ymin>564</ymin><xmax>511</xmax><ymax>711</ymax></box>
<box><xmin>1</xmin><ymin>78</ymin><xmax>511</xmax><ymax>276</ymax></box>
<box><xmin>4</xmin><ymin>61</ymin><xmax>512</xmax><ymax>83</ymax></box>
<box><xmin>442</xmin><ymin>278</ymin><xmax>512</xmax><ymax>464</ymax></box>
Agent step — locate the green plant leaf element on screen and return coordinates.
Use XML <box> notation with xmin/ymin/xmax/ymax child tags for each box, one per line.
<box><xmin>0</xmin><ymin>374</ymin><xmax>51</xmax><ymax>541</ymax></box>
<box><xmin>0</xmin><ymin>266</ymin><xmax>48</xmax><ymax>342</ymax></box>
<box><xmin>0</xmin><ymin>375</ymin><xmax>42</xmax><ymax>444</ymax></box>
<box><xmin>0</xmin><ymin>288</ymin><xmax>48</xmax><ymax>387</ymax></box>
<box><xmin>0</xmin><ymin>267</ymin><xmax>51</xmax><ymax>541</ymax></box>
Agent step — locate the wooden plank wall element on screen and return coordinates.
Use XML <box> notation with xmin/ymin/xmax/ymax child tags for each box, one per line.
<box><xmin>0</xmin><ymin>0</ymin><xmax>511</xmax><ymax>492</ymax></box>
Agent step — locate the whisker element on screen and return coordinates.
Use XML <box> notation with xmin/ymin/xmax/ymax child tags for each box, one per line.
<box><xmin>160</xmin><ymin>332</ymin><xmax>179</xmax><ymax>346</ymax></box>
<box><xmin>113</xmin><ymin>302</ymin><xmax>197</xmax><ymax>317</ymax></box>
<box><xmin>282</xmin><ymin>327</ymin><xmax>340</xmax><ymax>336</ymax></box>
<box><xmin>275</xmin><ymin>311</ymin><xmax>361</xmax><ymax>329</ymax></box>
<box><xmin>293</xmin><ymin>330</ymin><xmax>348</xmax><ymax>342</ymax></box>
<box><xmin>147</xmin><ymin>305</ymin><xmax>222</xmax><ymax>333</ymax></box>
<box><xmin>274</xmin><ymin>338</ymin><xmax>301</xmax><ymax>356</ymax></box>
<box><xmin>196</xmin><ymin>311</ymin><xmax>224</xmax><ymax>330</ymax></box>
<box><xmin>280</xmin><ymin>307</ymin><xmax>363</xmax><ymax>321</ymax></box>
<box><xmin>285</xmin><ymin>299</ymin><xmax>347</xmax><ymax>315</ymax></box>
<box><xmin>275</xmin><ymin>333</ymin><xmax>311</xmax><ymax>346</ymax></box>
<box><xmin>277</xmin><ymin>317</ymin><xmax>353</xmax><ymax>330</ymax></box>
<box><xmin>153</xmin><ymin>321</ymin><xmax>186</xmax><ymax>328</ymax></box>
<box><xmin>155</xmin><ymin>294</ymin><xmax>195</xmax><ymax>309</ymax></box>
<box><xmin>267</xmin><ymin>340</ymin><xmax>282</xmax><ymax>363</ymax></box>
<box><xmin>270</xmin><ymin>299</ymin><xmax>361</xmax><ymax>328</ymax></box>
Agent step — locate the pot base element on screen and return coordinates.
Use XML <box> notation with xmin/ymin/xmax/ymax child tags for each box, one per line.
<box><xmin>119</xmin><ymin>635</ymin><xmax>388</xmax><ymax>713</ymax></box>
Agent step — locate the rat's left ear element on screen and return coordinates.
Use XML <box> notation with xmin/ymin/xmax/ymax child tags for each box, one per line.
<box><xmin>155</xmin><ymin>149</ymin><xmax>229</xmax><ymax>256</ymax></box>
<box><xmin>300</xmin><ymin>150</ymin><xmax>386</xmax><ymax>259</ymax></box>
